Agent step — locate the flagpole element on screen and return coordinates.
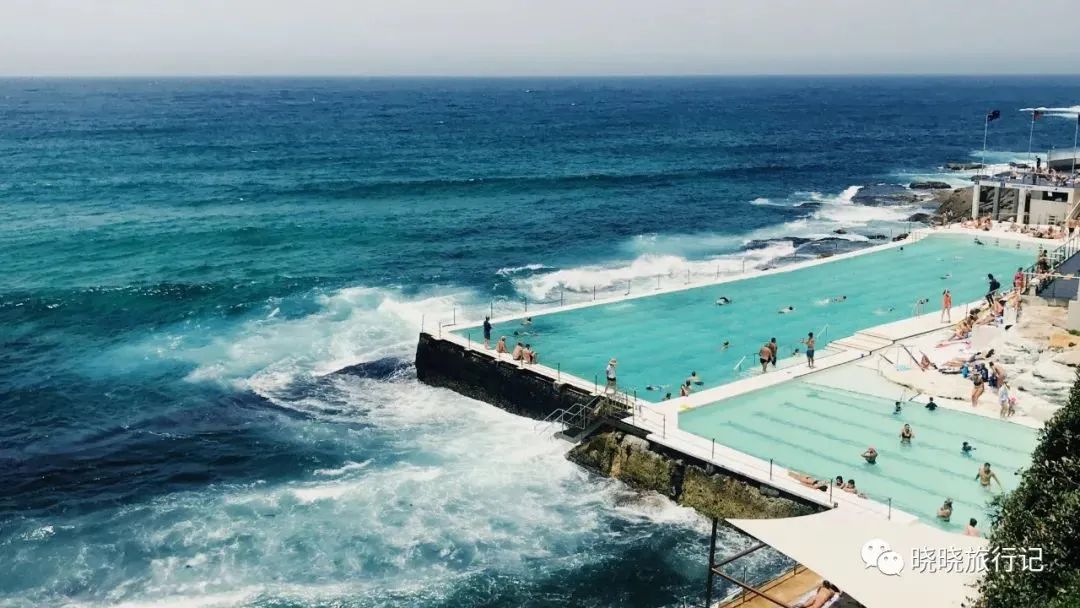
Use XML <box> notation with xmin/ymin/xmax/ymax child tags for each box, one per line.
<box><xmin>1072</xmin><ymin>114</ymin><xmax>1078</xmax><ymax>178</ymax></box>
<box><xmin>982</xmin><ymin>112</ymin><xmax>990</xmax><ymax>178</ymax></box>
<box><xmin>1027</xmin><ymin>111</ymin><xmax>1036</xmax><ymax>159</ymax></box>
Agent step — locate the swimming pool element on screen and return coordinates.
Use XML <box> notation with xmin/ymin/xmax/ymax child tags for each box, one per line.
<box><xmin>679</xmin><ymin>381</ymin><xmax>1036</xmax><ymax>529</ymax></box>
<box><xmin>463</xmin><ymin>234</ymin><xmax>1034</xmax><ymax>401</ymax></box>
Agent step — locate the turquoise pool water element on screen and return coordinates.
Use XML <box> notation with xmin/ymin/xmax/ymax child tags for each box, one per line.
<box><xmin>679</xmin><ymin>381</ymin><xmax>1036</xmax><ymax>529</ymax></box>
<box><xmin>465</xmin><ymin>235</ymin><xmax>1033</xmax><ymax>401</ymax></box>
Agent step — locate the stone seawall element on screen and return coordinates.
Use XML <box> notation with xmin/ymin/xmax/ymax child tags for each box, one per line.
<box><xmin>415</xmin><ymin>332</ymin><xmax>595</xmax><ymax>420</ymax></box>
<box><xmin>568</xmin><ymin>431</ymin><xmax>821</xmax><ymax>520</ymax></box>
<box><xmin>415</xmin><ymin>332</ymin><xmax>824</xmax><ymax>520</ymax></box>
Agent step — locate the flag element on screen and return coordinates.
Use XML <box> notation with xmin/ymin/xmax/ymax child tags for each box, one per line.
<box><xmin>1033</xmin><ymin>110</ymin><xmax>1043</xmax><ymax>120</ymax></box>
<box><xmin>987</xmin><ymin>110</ymin><xmax>1001</xmax><ymax>122</ymax></box>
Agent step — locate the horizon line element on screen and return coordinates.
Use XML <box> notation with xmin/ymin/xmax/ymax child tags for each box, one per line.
<box><xmin>2</xmin><ymin>72</ymin><xmax>1080</xmax><ymax>80</ymax></box>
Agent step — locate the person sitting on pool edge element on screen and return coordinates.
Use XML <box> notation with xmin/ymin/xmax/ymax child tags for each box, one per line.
<box><xmin>965</xmin><ymin>518</ymin><xmax>981</xmax><ymax>537</ymax></box>
<box><xmin>861</xmin><ymin>446</ymin><xmax>878</xmax><ymax>464</ymax></box>
<box><xmin>937</xmin><ymin>498</ymin><xmax>953</xmax><ymax>522</ymax></box>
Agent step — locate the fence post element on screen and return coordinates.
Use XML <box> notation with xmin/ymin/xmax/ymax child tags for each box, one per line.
<box><xmin>594</xmin><ymin>374</ymin><xmax>598</xmax><ymax>394</ymax></box>
<box><xmin>452</xmin><ymin>306</ymin><xmax>456</xmax><ymax>325</ymax></box>
<box><xmin>888</xmin><ymin>498</ymin><xmax>893</xmax><ymax>520</ymax></box>
<box><xmin>421</xmin><ymin>314</ymin><xmax>425</xmax><ymax>333</ymax></box>
<box><xmin>686</xmin><ymin>269</ymin><xmax>690</xmax><ymax>284</ymax></box>
<box><xmin>467</xmin><ymin>332</ymin><xmax>471</xmax><ymax>349</ymax></box>
<box><xmin>657</xmin><ymin>275</ymin><xmax>661</xmax><ymax>290</ymax></box>
<box><xmin>829</xmin><ymin>480</ymin><xmax>833</xmax><ymax>503</ymax></box>
<box><xmin>769</xmin><ymin>458</ymin><xmax>773</xmax><ymax>480</ymax></box>
<box><xmin>626</xmin><ymin>279</ymin><xmax>631</xmax><ymax>295</ymax></box>
<box><xmin>711</xmin><ymin>438</ymin><xmax>715</xmax><ymax>460</ymax></box>
<box><xmin>524</xmin><ymin>298</ymin><xmax>528</xmax><ymax>312</ymax></box>
<box><xmin>560</xmin><ymin>287</ymin><xmax>564</xmax><ymax>306</ymax></box>
<box><xmin>662</xmin><ymin>415</ymin><xmax>666</xmax><ymax>437</ymax></box>
<box><xmin>557</xmin><ymin>363</ymin><xmax>561</xmax><ymax>382</ymax></box>
<box><xmin>593</xmin><ymin>285</ymin><xmax>596</xmax><ymax>301</ymax></box>
<box><xmin>490</xmin><ymin>301</ymin><xmax>493</xmax><ymax>318</ymax></box>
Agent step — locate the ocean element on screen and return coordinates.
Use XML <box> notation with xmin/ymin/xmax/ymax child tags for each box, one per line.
<box><xmin>1</xmin><ymin>76</ymin><xmax>1078</xmax><ymax>607</ymax></box>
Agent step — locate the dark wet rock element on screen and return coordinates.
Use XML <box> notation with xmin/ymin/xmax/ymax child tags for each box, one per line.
<box><xmin>909</xmin><ymin>181</ymin><xmax>952</xmax><ymax>190</ymax></box>
<box><xmin>833</xmin><ymin>228</ymin><xmax>848</xmax><ymax>235</ymax></box>
<box><xmin>796</xmin><ymin>237</ymin><xmax>863</xmax><ymax>257</ymax></box>
<box><xmin>945</xmin><ymin>162</ymin><xmax>984</xmax><ymax>170</ymax></box>
<box><xmin>906</xmin><ymin>212</ymin><xmax>933</xmax><ymax>223</ymax></box>
<box><xmin>867</xmin><ymin>233</ymin><xmax>889</xmax><ymax>240</ymax></box>
<box><xmin>1009</xmin><ymin>162</ymin><xmax>1031</xmax><ymax>169</ymax></box>
<box><xmin>892</xmin><ymin>233</ymin><xmax>910</xmax><ymax>241</ymax></box>
<box><xmin>744</xmin><ymin>237</ymin><xmax>813</xmax><ymax>250</ymax></box>
<box><xmin>334</xmin><ymin>357</ymin><xmax>413</xmax><ymax>380</ymax></box>
<box><xmin>933</xmin><ymin>187</ymin><xmax>974</xmax><ymax>219</ymax></box>
<box><xmin>851</xmin><ymin>183</ymin><xmax>921</xmax><ymax>205</ymax></box>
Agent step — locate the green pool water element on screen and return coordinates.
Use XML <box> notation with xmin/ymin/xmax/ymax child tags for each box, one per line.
<box><xmin>679</xmin><ymin>381</ymin><xmax>1037</xmax><ymax>529</ymax></box>
<box><xmin>466</xmin><ymin>234</ymin><xmax>1034</xmax><ymax>401</ymax></box>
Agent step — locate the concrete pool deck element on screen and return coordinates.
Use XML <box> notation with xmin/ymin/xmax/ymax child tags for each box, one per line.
<box><xmin>424</xmin><ymin>225</ymin><xmax>1059</xmax><ymax>527</ymax></box>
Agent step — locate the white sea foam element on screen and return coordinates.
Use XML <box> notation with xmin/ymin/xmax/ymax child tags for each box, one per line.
<box><xmin>495</xmin><ymin>263</ymin><xmax>550</xmax><ymax>276</ymax></box>
<box><xmin>312</xmin><ymin>460</ymin><xmax>372</xmax><ymax>477</ymax></box>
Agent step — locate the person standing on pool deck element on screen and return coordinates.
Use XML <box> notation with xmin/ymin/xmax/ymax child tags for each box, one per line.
<box><xmin>482</xmin><ymin>316</ymin><xmax>492</xmax><ymax>348</ymax></box>
<box><xmin>802</xmin><ymin>332</ymin><xmax>815</xmax><ymax>368</ymax></box>
<box><xmin>986</xmin><ymin>274</ymin><xmax>1001</xmax><ymax>306</ymax></box>
<box><xmin>768</xmin><ymin>338</ymin><xmax>778</xmax><ymax>368</ymax></box>
<box><xmin>941</xmin><ymin>289</ymin><xmax>952</xmax><ymax>323</ymax></box>
<box><xmin>971</xmin><ymin>372</ymin><xmax>985</xmax><ymax>407</ymax></box>
<box><xmin>759</xmin><ymin>343</ymin><xmax>772</xmax><ymax>373</ymax></box>
<box><xmin>605</xmin><ymin>358</ymin><xmax>617</xmax><ymax>393</ymax></box>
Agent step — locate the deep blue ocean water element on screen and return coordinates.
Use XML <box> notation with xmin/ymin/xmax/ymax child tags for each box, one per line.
<box><xmin>1</xmin><ymin>76</ymin><xmax>1078</xmax><ymax>607</ymax></box>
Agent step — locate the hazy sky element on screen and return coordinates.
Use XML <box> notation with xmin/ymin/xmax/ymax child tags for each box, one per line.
<box><xmin>3</xmin><ymin>0</ymin><xmax>1079</xmax><ymax>76</ymax></box>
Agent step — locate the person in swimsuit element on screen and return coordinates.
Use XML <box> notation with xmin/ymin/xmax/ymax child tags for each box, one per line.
<box><xmin>941</xmin><ymin>289</ymin><xmax>952</xmax><ymax>323</ymax></box>
<box><xmin>768</xmin><ymin>338</ymin><xmax>778</xmax><ymax>368</ymax></box>
<box><xmin>976</xmin><ymin>463</ymin><xmax>1002</xmax><ymax>489</ymax></box>
<box><xmin>716</xmin><ymin>296</ymin><xmax>732</xmax><ymax>306</ymax></box>
<box><xmin>795</xmin><ymin>581</ymin><xmax>838</xmax><ymax>608</ymax></box>
<box><xmin>971</xmin><ymin>372</ymin><xmax>985</xmax><ymax>407</ymax></box>
<box><xmin>962</xmin><ymin>441</ymin><xmax>975</xmax><ymax>455</ymax></box>
<box><xmin>893</xmin><ymin>401</ymin><xmax>902</xmax><ymax>415</ymax></box>
<box><xmin>788</xmin><ymin>471</ymin><xmax>828</xmax><ymax>490</ymax></box>
<box><xmin>605</xmin><ymin>358</ymin><xmax>617</xmax><ymax>392</ymax></box>
<box><xmin>842</xmin><ymin>479</ymin><xmax>866</xmax><ymax>498</ymax></box>
<box><xmin>986</xmin><ymin>274</ymin><xmax>1001</xmax><ymax>306</ymax></box>
<box><xmin>937</xmin><ymin>498</ymin><xmax>953</xmax><ymax>521</ymax></box>
<box><xmin>778</xmin><ymin>306</ymin><xmax>795</xmax><ymax>314</ymax></box>
<box><xmin>925</xmin><ymin>397</ymin><xmax>938</xmax><ymax>411</ymax></box>
<box><xmin>721</xmin><ymin>341</ymin><xmax>730</xmax><ymax>350</ymax></box>
<box><xmin>965</xmin><ymin>518</ymin><xmax>981</xmax><ymax>537</ymax></box>
<box><xmin>482</xmin><ymin>316</ymin><xmax>492</xmax><ymax>348</ymax></box>
<box><xmin>686</xmin><ymin>371</ymin><xmax>703</xmax><ymax>385</ymax></box>
<box><xmin>759</xmin><ymin>343</ymin><xmax>772</xmax><ymax>373</ymax></box>
<box><xmin>495</xmin><ymin>336</ymin><xmax>508</xmax><ymax>355</ymax></box>
<box><xmin>900</xmin><ymin>423</ymin><xmax>914</xmax><ymax>444</ymax></box>
<box><xmin>1013</xmin><ymin>267</ymin><xmax>1026</xmax><ymax>293</ymax></box>
<box><xmin>861</xmin><ymin>446</ymin><xmax>878</xmax><ymax>464</ymax></box>
<box><xmin>679</xmin><ymin>380</ymin><xmax>693</xmax><ymax>397</ymax></box>
<box><xmin>802</xmin><ymin>332</ymin><xmax>816</xmax><ymax>368</ymax></box>
<box><xmin>512</xmin><ymin>342</ymin><xmax>524</xmax><ymax>361</ymax></box>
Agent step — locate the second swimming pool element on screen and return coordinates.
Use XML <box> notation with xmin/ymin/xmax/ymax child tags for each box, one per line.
<box><xmin>467</xmin><ymin>234</ymin><xmax>1034</xmax><ymax>401</ymax></box>
<box><xmin>679</xmin><ymin>381</ymin><xmax>1036</xmax><ymax>529</ymax></box>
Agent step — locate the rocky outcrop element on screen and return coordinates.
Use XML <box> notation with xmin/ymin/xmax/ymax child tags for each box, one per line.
<box><xmin>933</xmin><ymin>187</ymin><xmax>974</xmax><ymax>220</ymax></box>
<box><xmin>945</xmin><ymin>162</ymin><xmax>984</xmax><ymax>171</ymax></box>
<box><xmin>568</xmin><ymin>431</ymin><xmax>819</xmax><ymax>520</ymax></box>
<box><xmin>910</xmin><ymin>181</ymin><xmax>952</xmax><ymax>190</ymax></box>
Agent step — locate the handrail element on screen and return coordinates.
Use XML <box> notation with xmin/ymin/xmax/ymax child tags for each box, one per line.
<box><xmin>733</xmin><ymin>355</ymin><xmax>747</xmax><ymax>371</ymax></box>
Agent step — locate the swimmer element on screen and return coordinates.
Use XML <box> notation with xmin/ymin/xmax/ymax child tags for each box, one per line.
<box><xmin>900</xmin><ymin>423</ymin><xmax>914</xmax><ymax>444</ymax></box>
<box><xmin>832</xmin><ymin>295</ymin><xmax>847</xmax><ymax>303</ymax></box>
<box><xmin>716</xmin><ymin>296</ymin><xmax>732</xmax><ymax>306</ymax></box>
<box><xmin>686</xmin><ymin>371</ymin><xmax>703</xmax><ymax>385</ymax></box>
<box><xmin>962</xmin><ymin>441</ymin><xmax>975</xmax><ymax>454</ymax></box>
<box><xmin>679</xmin><ymin>380</ymin><xmax>693</xmax><ymax>397</ymax></box>
<box><xmin>893</xmin><ymin>401</ymin><xmax>902</xmax><ymax>415</ymax></box>
<box><xmin>522</xmin><ymin>317</ymin><xmax>533</xmax><ymax>326</ymax></box>
<box><xmin>974</xmin><ymin>237</ymin><xmax>985</xmax><ymax>245</ymax></box>
<box><xmin>861</xmin><ymin>446</ymin><xmax>878</xmax><ymax>464</ymax></box>
<box><xmin>721</xmin><ymin>341</ymin><xmax>730</xmax><ymax>350</ymax></box>
<box><xmin>778</xmin><ymin>306</ymin><xmax>795</xmax><ymax>314</ymax></box>
<box><xmin>976</xmin><ymin>463</ymin><xmax>1002</xmax><ymax>489</ymax></box>
<box><xmin>937</xmin><ymin>498</ymin><xmax>953</xmax><ymax>522</ymax></box>
<box><xmin>645</xmin><ymin>384</ymin><xmax>667</xmax><ymax>391</ymax></box>
<box><xmin>941</xmin><ymin>273</ymin><xmax>952</xmax><ymax>280</ymax></box>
